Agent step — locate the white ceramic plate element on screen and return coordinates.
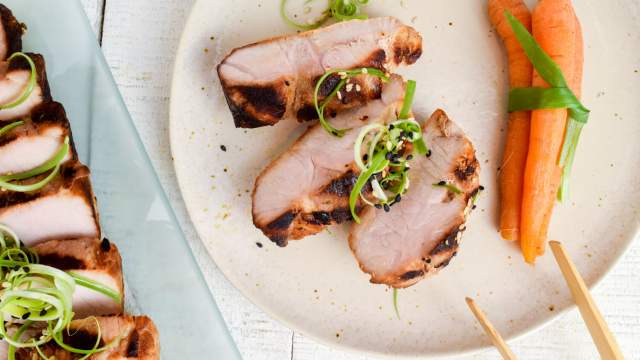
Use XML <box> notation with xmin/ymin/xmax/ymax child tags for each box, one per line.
<box><xmin>170</xmin><ymin>0</ymin><xmax>640</xmax><ymax>357</ymax></box>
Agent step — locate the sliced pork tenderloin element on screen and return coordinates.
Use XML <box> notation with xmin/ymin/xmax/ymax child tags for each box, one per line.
<box><xmin>0</xmin><ymin>101</ymin><xmax>76</xmax><ymax>175</ymax></box>
<box><xmin>0</xmin><ymin>161</ymin><xmax>100</xmax><ymax>245</ymax></box>
<box><xmin>32</xmin><ymin>237</ymin><xmax>124</xmax><ymax>318</ymax></box>
<box><xmin>253</xmin><ymin>76</ymin><xmax>405</xmax><ymax>246</ymax></box>
<box><xmin>349</xmin><ymin>109</ymin><xmax>480</xmax><ymax>288</ymax></box>
<box><xmin>0</xmin><ymin>52</ymin><xmax>51</xmax><ymax>121</ymax></box>
<box><xmin>14</xmin><ymin>315</ymin><xmax>160</xmax><ymax>360</ymax></box>
<box><xmin>0</xmin><ymin>4</ymin><xmax>23</xmax><ymax>61</ymax></box>
<box><xmin>218</xmin><ymin>17</ymin><xmax>422</xmax><ymax>128</ymax></box>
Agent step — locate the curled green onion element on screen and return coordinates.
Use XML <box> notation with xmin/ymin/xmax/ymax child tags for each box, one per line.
<box><xmin>0</xmin><ymin>121</ymin><xmax>24</xmax><ymax>138</ymax></box>
<box><xmin>0</xmin><ymin>137</ymin><xmax>70</xmax><ymax>192</ymax></box>
<box><xmin>0</xmin><ymin>225</ymin><xmax>120</xmax><ymax>358</ymax></box>
<box><xmin>281</xmin><ymin>0</ymin><xmax>369</xmax><ymax>31</ymax></box>
<box><xmin>350</xmin><ymin>152</ymin><xmax>388</xmax><ymax>223</ymax></box>
<box><xmin>505</xmin><ymin>11</ymin><xmax>590</xmax><ymax>201</ymax></box>
<box><xmin>0</xmin><ymin>52</ymin><xmax>37</xmax><ymax>111</ymax></box>
<box><xmin>69</xmin><ymin>272</ymin><xmax>122</xmax><ymax>304</ymax></box>
<box><xmin>314</xmin><ymin>68</ymin><xmax>389</xmax><ymax>137</ymax></box>
<box><xmin>349</xmin><ymin>80</ymin><xmax>426</xmax><ymax>220</ymax></box>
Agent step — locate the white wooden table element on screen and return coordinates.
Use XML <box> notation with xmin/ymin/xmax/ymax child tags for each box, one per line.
<box><xmin>79</xmin><ymin>1</ymin><xmax>640</xmax><ymax>359</ymax></box>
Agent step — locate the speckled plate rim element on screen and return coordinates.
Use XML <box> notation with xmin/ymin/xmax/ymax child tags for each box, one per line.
<box><xmin>168</xmin><ymin>1</ymin><xmax>640</xmax><ymax>358</ymax></box>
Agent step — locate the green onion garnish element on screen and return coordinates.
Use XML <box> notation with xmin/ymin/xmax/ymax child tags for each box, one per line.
<box><xmin>349</xmin><ymin>80</ymin><xmax>428</xmax><ymax>221</ymax></box>
<box><xmin>432</xmin><ymin>181</ymin><xmax>463</xmax><ymax>195</ymax></box>
<box><xmin>0</xmin><ymin>121</ymin><xmax>25</xmax><ymax>138</ymax></box>
<box><xmin>0</xmin><ymin>52</ymin><xmax>37</xmax><ymax>111</ymax></box>
<box><xmin>392</xmin><ymin>288</ymin><xmax>400</xmax><ymax>319</ymax></box>
<box><xmin>504</xmin><ymin>11</ymin><xmax>590</xmax><ymax>201</ymax></box>
<box><xmin>0</xmin><ymin>137</ymin><xmax>70</xmax><ymax>193</ymax></box>
<box><xmin>314</xmin><ymin>68</ymin><xmax>389</xmax><ymax>137</ymax></box>
<box><xmin>0</xmin><ymin>224</ymin><xmax>120</xmax><ymax>359</ymax></box>
<box><xmin>280</xmin><ymin>0</ymin><xmax>369</xmax><ymax>31</ymax></box>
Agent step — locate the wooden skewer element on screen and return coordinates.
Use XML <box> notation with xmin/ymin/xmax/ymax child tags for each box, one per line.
<box><xmin>549</xmin><ymin>241</ymin><xmax>625</xmax><ymax>360</ymax></box>
<box><xmin>465</xmin><ymin>297</ymin><xmax>517</xmax><ymax>360</ymax></box>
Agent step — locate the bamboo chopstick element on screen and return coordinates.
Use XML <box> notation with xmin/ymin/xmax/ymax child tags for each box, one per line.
<box><xmin>465</xmin><ymin>297</ymin><xmax>517</xmax><ymax>360</ymax></box>
<box><xmin>549</xmin><ymin>241</ymin><xmax>624</xmax><ymax>360</ymax></box>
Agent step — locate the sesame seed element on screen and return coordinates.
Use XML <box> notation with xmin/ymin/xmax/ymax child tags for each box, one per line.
<box><xmin>338</xmin><ymin>71</ymin><xmax>347</xmax><ymax>79</ymax></box>
<box><xmin>426</xmin><ymin>149</ymin><xmax>432</xmax><ymax>158</ymax></box>
<box><xmin>479</xmin><ymin>185</ymin><xmax>485</xmax><ymax>191</ymax></box>
<box><xmin>374</xmin><ymin>204</ymin><xmax>382</xmax><ymax>209</ymax></box>
<box><xmin>361</xmin><ymin>68</ymin><xmax>368</xmax><ymax>74</ymax></box>
<box><xmin>438</xmin><ymin>180</ymin><xmax>446</xmax><ymax>186</ymax></box>
<box><xmin>406</xmin><ymin>155</ymin><xmax>414</xmax><ymax>161</ymax></box>
<box><xmin>337</xmin><ymin>91</ymin><xmax>342</xmax><ymax>100</ymax></box>
<box><xmin>346</xmin><ymin>83</ymin><xmax>354</xmax><ymax>92</ymax></box>
<box><xmin>383</xmin><ymin>204</ymin><xmax>390</xmax><ymax>212</ymax></box>
<box><xmin>220</xmin><ymin>145</ymin><xmax>227</xmax><ymax>152</ymax></box>
<box><xmin>355</xmin><ymin>84</ymin><xmax>362</xmax><ymax>92</ymax></box>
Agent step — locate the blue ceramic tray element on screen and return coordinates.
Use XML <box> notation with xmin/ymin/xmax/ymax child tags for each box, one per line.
<box><xmin>3</xmin><ymin>1</ymin><xmax>241</xmax><ymax>358</ymax></box>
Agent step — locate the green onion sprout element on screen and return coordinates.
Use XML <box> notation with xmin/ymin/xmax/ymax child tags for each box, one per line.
<box><xmin>392</xmin><ymin>288</ymin><xmax>400</xmax><ymax>319</ymax></box>
<box><xmin>432</xmin><ymin>181</ymin><xmax>463</xmax><ymax>195</ymax></box>
<box><xmin>349</xmin><ymin>80</ymin><xmax>428</xmax><ymax>222</ymax></box>
<box><xmin>0</xmin><ymin>137</ymin><xmax>70</xmax><ymax>193</ymax></box>
<box><xmin>0</xmin><ymin>53</ymin><xmax>37</xmax><ymax>111</ymax></box>
<box><xmin>314</xmin><ymin>68</ymin><xmax>389</xmax><ymax>137</ymax></box>
<box><xmin>280</xmin><ymin>0</ymin><xmax>369</xmax><ymax>31</ymax></box>
<box><xmin>0</xmin><ymin>224</ymin><xmax>120</xmax><ymax>359</ymax></box>
<box><xmin>504</xmin><ymin>11</ymin><xmax>590</xmax><ymax>201</ymax></box>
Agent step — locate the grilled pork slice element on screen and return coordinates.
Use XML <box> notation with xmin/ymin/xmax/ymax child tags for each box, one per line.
<box><xmin>349</xmin><ymin>110</ymin><xmax>480</xmax><ymax>288</ymax></box>
<box><xmin>0</xmin><ymin>52</ymin><xmax>51</xmax><ymax>121</ymax></box>
<box><xmin>218</xmin><ymin>17</ymin><xmax>422</xmax><ymax>128</ymax></box>
<box><xmin>253</xmin><ymin>76</ymin><xmax>405</xmax><ymax>246</ymax></box>
<box><xmin>0</xmin><ymin>4</ymin><xmax>23</xmax><ymax>61</ymax></box>
<box><xmin>0</xmin><ymin>161</ymin><xmax>100</xmax><ymax>246</ymax></box>
<box><xmin>33</xmin><ymin>237</ymin><xmax>124</xmax><ymax>318</ymax></box>
<box><xmin>13</xmin><ymin>316</ymin><xmax>160</xmax><ymax>360</ymax></box>
<box><xmin>0</xmin><ymin>101</ymin><xmax>76</xmax><ymax>175</ymax></box>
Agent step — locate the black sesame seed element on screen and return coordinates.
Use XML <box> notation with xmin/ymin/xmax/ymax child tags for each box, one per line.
<box><xmin>383</xmin><ymin>204</ymin><xmax>391</xmax><ymax>212</ymax></box>
<box><xmin>40</xmin><ymin>309</ymin><xmax>47</xmax><ymax>316</ymax></box>
<box><xmin>256</xmin><ymin>242</ymin><xmax>263</xmax><ymax>248</ymax></box>
<box><xmin>452</xmin><ymin>251</ymin><xmax>458</xmax><ymax>257</ymax></box>
<box><xmin>406</xmin><ymin>154</ymin><xmax>413</xmax><ymax>161</ymax></box>
<box><xmin>472</xmin><ymin>205</ymin><xmax>477</xmax><ymax>210</ymax></box>
<box><xmin>437</xmin><ymin>181</ymin><xmax>446</xmax><ymax>186</ymax></box>
<box><xmin>100</xmin><ymin>238</ymin><xmax>111</xmax><ymax>252</ymax></box>
<box><xmin>363</xmin><ymin>154</ymin><xmax>369</xmax><ymax>161</ymax></box>
<box><xmin>13</xmin><ymin>266</ymin><xmax>19</xmax><ymax>271</ymax></box>
<box><xmin>21</xmin><ymin>312</ymin><xmax>30</xmax><ymax>320</ymax></box>
<box><xmin>479</xmin><ymin>185</ymin><xmax>485</xmax><ymax>191</ymax></box>
<box><xmin>389</xmin><ymin>124</ymin><xmax>395</xmax><ymax>130</ymax></box>
<box><xmin>426</xmin><ymin>150</ymin><xmax>432</xmax><ymax>158</ymax></box>
<box><xmin>385</xmin><ymin>153</ymin><xmax>393</xmax><ymax>160</ymax></box>
<box><xmin>220</xmin><ymin>145</ymin><xmax>227</xmax><ymax>152</ymax></box>
<box><xmin>374</xmin><ymin>204</ymin><xmax>382</xmax><ymax>209</ymax></box>
<box><xmin>395</xmin><ymin>194</ymin><xmax>402</xmax><ymax>203</ymax></box>
<box><xmin>23</xmin><ymin>266</ymin><xmax>29</xmax><ymax>273</ymax></box>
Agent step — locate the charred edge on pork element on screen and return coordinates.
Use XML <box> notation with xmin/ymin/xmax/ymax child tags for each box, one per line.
<box><xmin>0</xmin><ymin>4</ymin><xmax>24</xmax><ymax>59</ymax></box>
<box><xmin>258</xmin><ymin>171</ymin><xmax>362</xmax><ymax>247</ymax></box>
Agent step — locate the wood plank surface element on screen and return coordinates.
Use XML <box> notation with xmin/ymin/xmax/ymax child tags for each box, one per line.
<box><xmin>79</xmin><ymin>1</ymin><xmax>640</xmax><ymax>359</ymax></box>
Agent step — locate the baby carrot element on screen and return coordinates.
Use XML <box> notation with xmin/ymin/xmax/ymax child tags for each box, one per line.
<box><xmin>521</xmin><ymin>0</ymin><xmax>582</xmax><ymax>263</ymax></box>
<box><xmin>488</xmin><ymin>0</ymin><xmax>532</xmax><ymax>241</ymax></box>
